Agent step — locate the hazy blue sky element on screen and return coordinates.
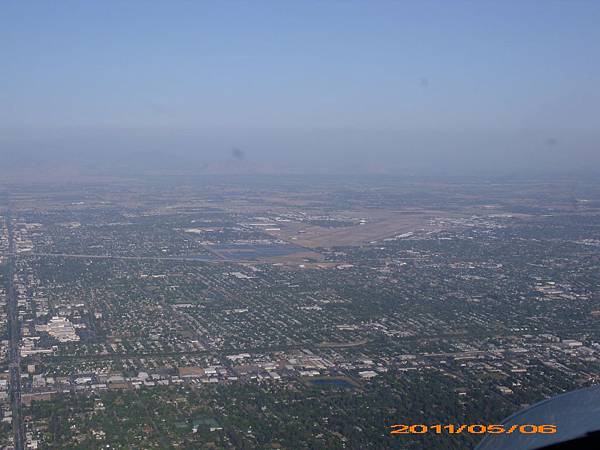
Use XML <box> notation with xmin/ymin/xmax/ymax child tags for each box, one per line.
<box><xmin>1</xmin><ymin>1</ymin><xmax>599</xmax><ymax>175</ymax></box>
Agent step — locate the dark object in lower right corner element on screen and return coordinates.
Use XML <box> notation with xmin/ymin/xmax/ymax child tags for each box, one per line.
<box><xmin>534</xmin><ymin>431</ymin><xmax>600</xmax><ymax>450</ymax></box>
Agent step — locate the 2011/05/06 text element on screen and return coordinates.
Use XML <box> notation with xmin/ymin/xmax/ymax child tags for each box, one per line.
<box><xmin>389</xmin><ymin>424</ymin><xmax>557</xmax><ymax>435</ymax></box>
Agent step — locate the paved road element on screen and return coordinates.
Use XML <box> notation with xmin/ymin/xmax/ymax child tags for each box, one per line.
<box><xmin>21</xmin><ymin>252</ymin><xmax>235</xmax><ymax>263</ymax></box>
<box><xmin>6</xmin><ymin>213</ymin><xmax>24</xmax><ymax>450</ymax></box>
